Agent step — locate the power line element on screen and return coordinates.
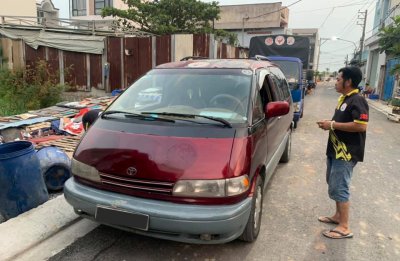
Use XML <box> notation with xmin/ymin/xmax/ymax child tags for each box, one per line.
<box><xmin>248</xmin><ymin>0</ymin><xmax>303</xmax><ymax>20</ymax></box>
<box><xmin>319</xmin><ymin>8</ymin><xmax>335</xmax><ymax>29</ymax></box>
<box><xmin>293</xmin><ymin>1</ymin><xmax>368</xmax><ymax>14</ymax></box>
<box><xmin>339</xmin><ymin>0</ymin><xmax>376</xmax><ymax>37</ymax></box>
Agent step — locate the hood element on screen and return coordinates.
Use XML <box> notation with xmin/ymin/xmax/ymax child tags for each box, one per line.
<box><xmin>74</xmin><ymin>126</ymin><xmax>238</xmax><ymax>182</ymax></box>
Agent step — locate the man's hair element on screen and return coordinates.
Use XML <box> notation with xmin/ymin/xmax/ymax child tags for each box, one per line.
<box><xmin>338</xmin><ymin>66</ymin><xmax>363</xmax><ymax>88</ymax></box>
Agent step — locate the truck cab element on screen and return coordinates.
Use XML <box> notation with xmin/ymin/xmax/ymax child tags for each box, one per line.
<box><xmin>266</xmin><ymin>56</ymin><xmax>304</xmax><ymax>128</ymax></box>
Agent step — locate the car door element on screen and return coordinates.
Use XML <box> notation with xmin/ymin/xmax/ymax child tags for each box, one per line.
<box><xmin>248</xmin><ymin>69</ymin><xmax>268</xmax><ymax>180</ymax></box>
<box><xmin>269</xmin><ymin>67</ymin><xmax>293</xmax><ymax>137</ymax></box>
<box><xmin>264</xmin><ymin>72</ymin><xmax>284</xmax><ymax>166</ymax></box>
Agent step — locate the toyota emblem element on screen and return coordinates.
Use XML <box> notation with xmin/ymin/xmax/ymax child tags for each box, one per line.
<box><xmin>127</xmin><ymin>167</ymin><xmax>137</xmax><ymax>176</ymax></box>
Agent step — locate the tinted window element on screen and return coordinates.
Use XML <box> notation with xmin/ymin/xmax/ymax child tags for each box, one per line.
<box><xmin>252</xmin><ymin>91</ymin><xmax>264</xmax><ymax>123</ymax></box>
<box><xmin>271</xmin><ymin>60</ymin><xmax>299</xmax><ymax>90</ymax></box>
<box><xmin>270</xmin><ymin>67</ymin><xmax>291</xmax><ymax>100</ymax></box>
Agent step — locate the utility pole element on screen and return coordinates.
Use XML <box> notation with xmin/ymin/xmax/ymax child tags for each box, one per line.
<box><xmin>345</xmin><ymin>54</ymin><xmax>348</xmax><ymax>66</ymax></box>
<box><xmin>357</xmin><ymin>10</ymin><xmax>368</xmax><ymax>64</ymax></box>
<box><xmin>241</xmin><ymin>15</ymin><xmax>249</xmax><ymax>47</ymax></box>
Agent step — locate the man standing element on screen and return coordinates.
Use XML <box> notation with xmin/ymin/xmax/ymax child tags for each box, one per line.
<box><xmin>317</xmin><ymin>66</ymin><xmax>368</xmax><ymax>239</ymax></box>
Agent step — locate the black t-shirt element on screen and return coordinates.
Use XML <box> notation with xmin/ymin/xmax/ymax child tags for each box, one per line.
<box><xmin>326</xmin><ymin>89</ymin><xmax>369</xmax><ymax>162</ymax></box>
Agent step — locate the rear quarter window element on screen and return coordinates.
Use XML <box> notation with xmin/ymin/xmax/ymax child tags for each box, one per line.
<box><xmin>270</xmin><ymin>67</ymin><xmax>291</xmax><ymax>100</ymax></box>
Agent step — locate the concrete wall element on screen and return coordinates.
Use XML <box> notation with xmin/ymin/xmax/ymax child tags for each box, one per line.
<box><xmin>0</xmin><ymin>38</ymin><xmax>24</xmax><ymax>70</ymax></box>
<box><xmin>0</xmin><ymin>0</ymin><xmax>37</xmax><ymax>16</ymax></box>
<box><xmin>114</xmin><ymin>0</ymin><xmax>129</xmax><ymax>10</ymax></box>
<box><xmin>172</xmin><ymin>34</ymin><xmax>193</xmax><ymax>62</ymax></box>
<box><xmin>215</xmin><ymin>3</ymin><xmax>285</xmax><ymax>30</ymax></box>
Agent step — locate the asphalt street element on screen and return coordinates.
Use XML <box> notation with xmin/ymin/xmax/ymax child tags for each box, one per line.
<box><xmin>48</xmin><ymin>82</ymin><xmax>400</xmax><ymax>261</ymax></box>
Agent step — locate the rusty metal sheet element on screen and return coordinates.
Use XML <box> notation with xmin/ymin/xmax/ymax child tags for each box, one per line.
<box><xmin>25</xmin><ymin>44</ymin><xmax>45</xmax><ymax>69</ymax></box>
<box><xmin>47</xmin><ymin>47</ymin><xmax>59</xmax><ymax>79</ymax></box>
<box><xmin>217</xmin><ymin>42</ymin><xmax>222</xmax><ymax>58</ymax></box>
<box><xmin>193</xmin><ymin>34</ymin><xmax>209</xmax><ymax>58</ymax></box>
<box><xmin>107</xmin><ymin>37</ymin><xmax>122</xmax><ymax>91</ymax></box>
<box><xmin>138</xmin><ymin>37</ymin><xmax>152</xmax><ymax>78</ymax></box>
<box><xmin>221</xmin><ymin>43</ymin><xmax>227</xmax><ymax>58</ymax></box>
<box><xmin>156</xmin><ymin>35</ymin><xmax>171</xmax><ymax>66</ymax></box>
<box><xmin>124</xmin><ymin>37</ymin><xmax>139</xmax><ymax>88</ymax></box>
<box><xmin>63</xmin><ymin>50</ymin><xmax>87</xmax><ymax>90</ymax></box>
<box><xmin>90</xmin><ymin>54</ymin><xmax>102</xmax><ymax>89</ymax></box>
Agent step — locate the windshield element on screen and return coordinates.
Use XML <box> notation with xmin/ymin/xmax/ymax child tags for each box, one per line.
<box><xmin>271</xmin><ymin>60</ymin><xmax>299</xmax><ymax>89</ymax></box>
<box><xmin>107</xmin><ymin>69</ymin><xmax>252</xmax><ymax>124</ymax></box>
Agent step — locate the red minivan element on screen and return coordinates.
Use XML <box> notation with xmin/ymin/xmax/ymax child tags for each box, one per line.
<box><xmin>64</xmin><ymin>57</ymin><xmax>294</xmax><ymax>244</ymax></box>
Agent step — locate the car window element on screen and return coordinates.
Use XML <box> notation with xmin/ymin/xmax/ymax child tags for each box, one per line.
<box><xmin>270</xmin><ymin>60</ymin><xmax>299</xmax><ymax>89</ymax></box>
<box><xmin>252</xmin><ymin>90</ymin><xmax>264</xmax><ymax>123</ymax></box>
<box><xmin>107</xmin><ymin>69</ymin><xmax>253</xmax><ymax>124</ymax></box>
<box><xmin>270</xmin><ymin>67</ymin><xmax>291</xmax><ymax>101</ymax></box>
<box><xmin>270</xmin><ymin>74</ymin><xmax>285</xmax><ymax>101</ymax></box>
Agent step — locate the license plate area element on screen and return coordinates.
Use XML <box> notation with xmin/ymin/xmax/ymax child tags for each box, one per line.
<box><xmin>95</xmin><ymin>206</ymin><xmax>149</xmax><ymax>231</ymax></box>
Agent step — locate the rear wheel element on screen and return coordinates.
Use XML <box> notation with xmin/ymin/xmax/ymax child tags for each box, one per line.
<box><xmin>240</xmin><ymin>177</ymin><xmax>263</xmax><ymax>242</ymax></box>
<box><xmin>280</xmin><ymin>130</ymin><xmax>292</xmax><ymax>163</ymax></box>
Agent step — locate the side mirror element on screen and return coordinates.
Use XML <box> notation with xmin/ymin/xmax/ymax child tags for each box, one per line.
<box><xmin>265</xmin><ymin>101</ymin><xmax>290</xmax><ymax>118</ymax></box>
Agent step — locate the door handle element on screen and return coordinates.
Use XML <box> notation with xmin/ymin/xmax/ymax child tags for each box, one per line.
<box><xmin>278</xmin><ymin>117</ymin><xmax>282</xmax><ymax>120</ymax></box>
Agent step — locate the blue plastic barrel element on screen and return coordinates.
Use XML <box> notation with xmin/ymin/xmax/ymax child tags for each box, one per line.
<box><xmin>36</xmin><ymin>146</ymin><xmax>71</xmax><ymax>191</ymax></box>
<box><xmin>0</xmin><ymin>141</ymin><xmax>49</xmax><ymax>220</ymax></box>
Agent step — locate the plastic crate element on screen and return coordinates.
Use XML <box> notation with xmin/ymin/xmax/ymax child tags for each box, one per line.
<box><xmin>368</xmin><ymin>94</ymin><xmax>379</xmax><ymax>100</ymax></box>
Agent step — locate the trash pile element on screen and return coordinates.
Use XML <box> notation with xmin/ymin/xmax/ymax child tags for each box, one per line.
<box><xmin>0</xmin><ymin>96</ymin><xmax>115</xmax><ymax>222</ymax></box>
<box><xmin>0</xmin><ymin>96</ymin><xmax>115</xmax><ymax>148</ymax></box>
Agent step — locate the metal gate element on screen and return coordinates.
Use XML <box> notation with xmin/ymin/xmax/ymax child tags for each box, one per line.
<box><xmin>383</xmin><ymin>58</ymin><xmax>400</xmax><ymax>100</ymax></box>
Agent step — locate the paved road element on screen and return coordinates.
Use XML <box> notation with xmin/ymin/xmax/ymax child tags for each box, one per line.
<box><xmin>49</xmin><ymin>83</ymin><xmax>400</xmax><ymax>261</ymax></box>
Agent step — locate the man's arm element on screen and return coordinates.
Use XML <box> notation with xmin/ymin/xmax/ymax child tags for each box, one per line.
<box><xmin>317</xmin><ymin>120</ymin><xmax>367</xmax><ymax>132</ymax></box>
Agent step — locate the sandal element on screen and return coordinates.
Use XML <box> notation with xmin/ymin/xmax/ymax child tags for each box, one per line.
<box><xmin>318</xmin><ymin>216</ymin><xmax>339</xmax><ymax>224</ymax></box>
<box><xmin>322</xmin><ymin>229</ymin><xmax>353</xmax><ymax>239</ymax></box>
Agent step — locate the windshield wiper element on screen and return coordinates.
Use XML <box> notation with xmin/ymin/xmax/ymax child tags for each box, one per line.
<box><xmin>141</xmin><ymin>112</ymin><xmax>232</xmax><ymax>128</ymax></box>
<box><xmin>101</xmin><ymin>110</ymin><xmax>175</xmax><ymax>123</ymax></box>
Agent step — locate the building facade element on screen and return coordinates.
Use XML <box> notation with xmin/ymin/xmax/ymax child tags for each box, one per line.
<box><xmin>0</xmin><ymin>0</ymin><xmax>37</xmax><ymax>17</ymax></box>
<box><xmin>37</xmin><ymin>0</ymin><xmax>60</xmax><ymax>27</ymax></box>
<box><xmin>364</xmin><ymin>0</ymin><xmax>398</xmax><ymax>99</ymax></box>
<box><xmin>213</xmin><ymin>3</ymin><xmax>289</xmax><ymax>48</ymax></box>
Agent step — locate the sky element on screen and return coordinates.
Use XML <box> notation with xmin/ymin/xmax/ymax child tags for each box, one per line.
<box><xmin>51</xmin><ymin>0</ymin><xmax>378</xmax><ymax>72</ymax></box>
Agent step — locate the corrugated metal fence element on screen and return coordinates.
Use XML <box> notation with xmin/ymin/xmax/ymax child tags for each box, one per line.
<box><xmin>1</xmin><ymin>33</ymin><xmax>248</xmax><ymax>93</ymax></box>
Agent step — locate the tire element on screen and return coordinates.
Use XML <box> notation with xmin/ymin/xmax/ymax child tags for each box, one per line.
<box><xmin>239</xmin><ymin>177</ymin><xmax>263</xmax><ymax>242</ymax></box>
<box><xmin>300</xmin><ymin>104</ymin><xmax>304</xmax><ymax>118</ymax></box>
<box><xmin>280</xmin><ymin>130</ymin><xmax>292</xmax><ymax>163</ymax></box>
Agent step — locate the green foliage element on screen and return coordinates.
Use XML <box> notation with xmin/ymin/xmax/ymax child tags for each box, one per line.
<box><xmin>214</xmin><ymin>29</ymin><xmax>238</xmax><ymax>46</ymax></box>
<box><xmin>0</xmin><ymin>61</ymin><xmax>65</xmax><ymax>116</ymax></box>
<box><xmin>379</xmin><ymin>16</ymin><xmax>400</xmax><ymax>75</ymax></box>
<box><xmin>102</xmin><ymin>0</ymin><xmax>238</xmax><ymax>45</ymax></box>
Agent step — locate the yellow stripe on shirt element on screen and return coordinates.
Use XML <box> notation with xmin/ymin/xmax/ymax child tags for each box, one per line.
<box><xmin>354</xmin><ymin>120</ymin><xmax>368</xmax><ymax>124</ymax></box>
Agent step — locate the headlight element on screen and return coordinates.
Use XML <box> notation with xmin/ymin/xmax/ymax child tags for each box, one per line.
<box><xmin>293</xmin><ymin>102</ymin><xmax>301</xmax><ymax>112</ymax></box>
<box><xmin>71</xmin><ymin>158</ymin><xmax>101</xmax><ymax>182</ymax></box>
<box><xmin>172</xmin><ymin>175</ymin><xmax>250</xmax><ymax>197</ymax></box>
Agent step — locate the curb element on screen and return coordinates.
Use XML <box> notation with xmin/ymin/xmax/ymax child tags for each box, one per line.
<box><xmin>0</xmin><ymin>194</ymin><xmax>79</xmax><ymax>261</ymax></box>
<box><xmin>367</xmin><ymin>99</ymin><xmax>390</xmax><ymax>115</ymax></box>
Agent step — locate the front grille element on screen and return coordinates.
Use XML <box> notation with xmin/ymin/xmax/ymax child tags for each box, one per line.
<box><xmin>99</xmin><ymin>173</ymin><xmax>174</xmax><ymax>195</ymax></box>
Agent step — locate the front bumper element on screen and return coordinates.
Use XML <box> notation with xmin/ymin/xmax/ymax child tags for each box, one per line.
<box><xmin>64</xmin><ymin>177</ymin><xmax>252</xmax><ymax>244</ymax></box>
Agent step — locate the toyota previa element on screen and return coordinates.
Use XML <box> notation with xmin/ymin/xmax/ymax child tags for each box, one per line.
<box><xmin>64</xmin><ymin>57</ymin><xmax>294</xmax><ymax>244</ymax></box>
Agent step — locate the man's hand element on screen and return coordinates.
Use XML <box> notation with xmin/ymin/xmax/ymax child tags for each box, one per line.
<box><xmin>317</xmin><ymin>120</ymin><xmax>331</xmax><ymax>131</ymax></box>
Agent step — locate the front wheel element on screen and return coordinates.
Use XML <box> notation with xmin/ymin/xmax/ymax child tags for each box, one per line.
<box><xmin>239</xmin><ymin>177</ymin><xmax>263</xmax><ymax>242</ymax></box>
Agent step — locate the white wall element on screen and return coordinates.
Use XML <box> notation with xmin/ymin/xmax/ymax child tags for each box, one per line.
<box><xmin>172</xmin><ymin>34</ymin><xmax>194</xmax><ymax>62</ymax></box>
<box><xmin>0</xmin><ymin>0</ymin><xmax>37</xmax><ymax>16</ymax></box>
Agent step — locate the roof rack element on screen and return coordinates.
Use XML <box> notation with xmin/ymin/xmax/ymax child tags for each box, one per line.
<box><xmin>180</xmin><ymin>56</ymin><xmax>209</xmax><ymax>61</ymax></box>
<box><xmin>252</xmin><ymin>55</ymin><xmax>271</xmax><ymax>62</ymax></box>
